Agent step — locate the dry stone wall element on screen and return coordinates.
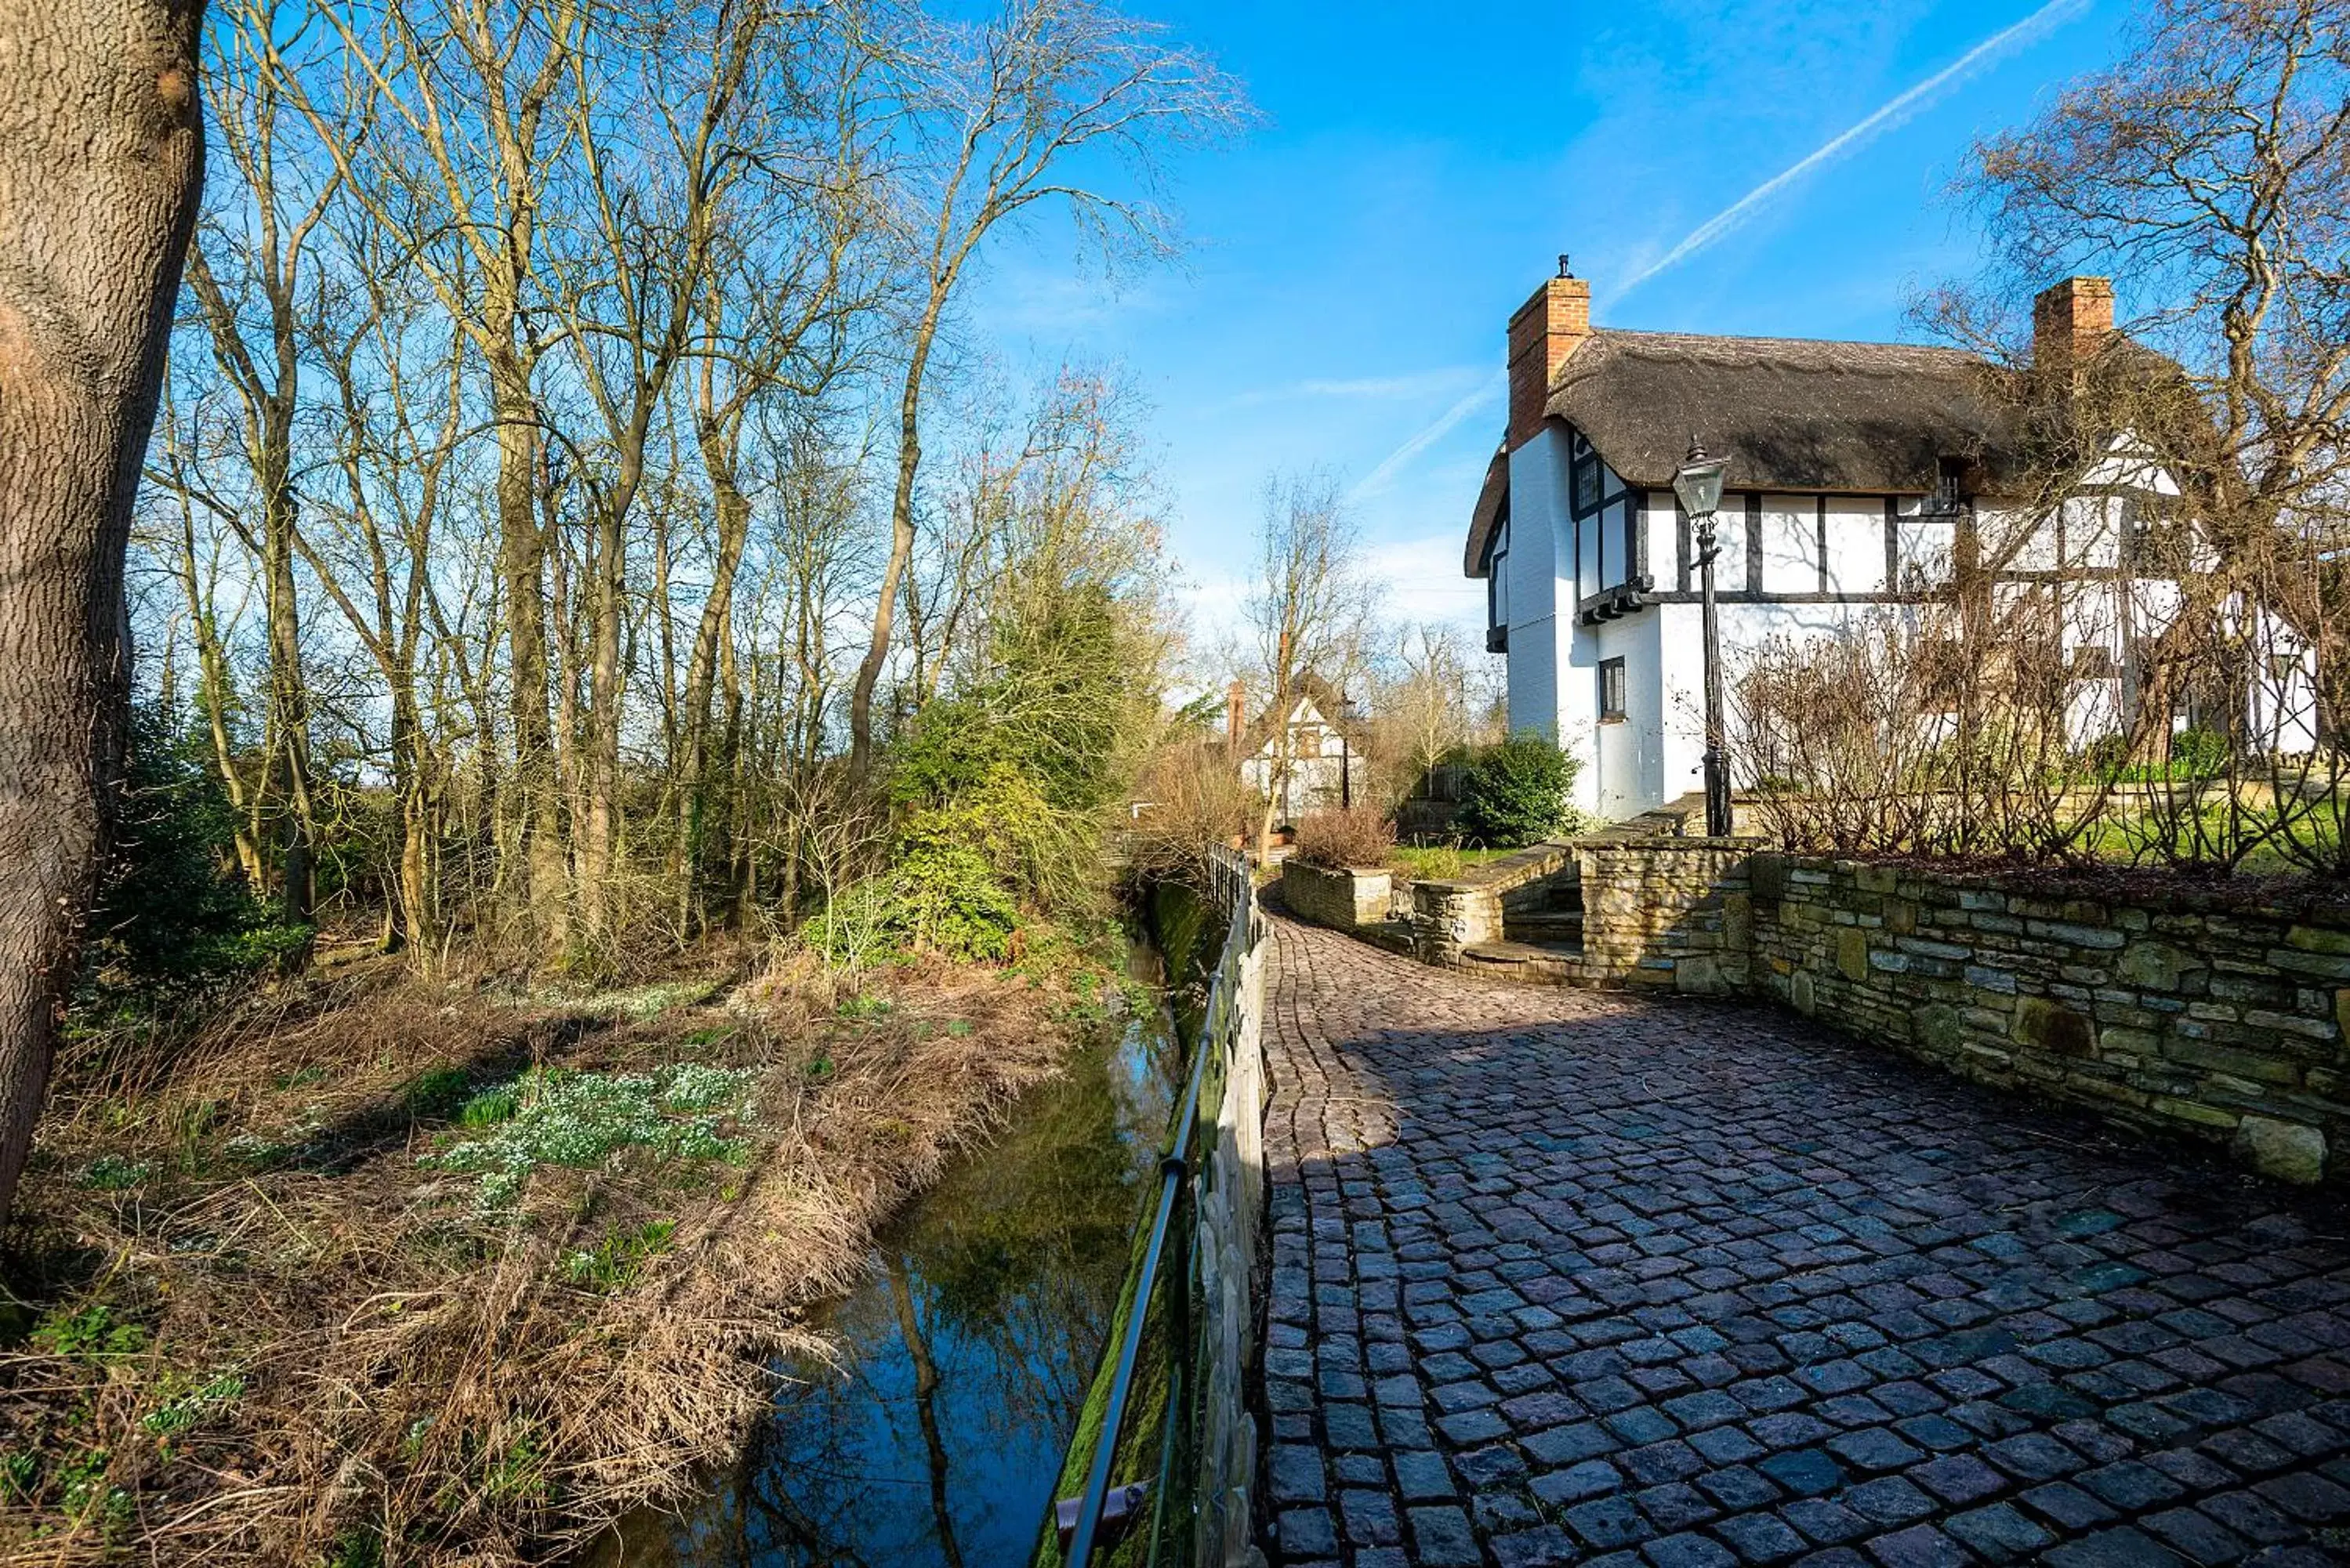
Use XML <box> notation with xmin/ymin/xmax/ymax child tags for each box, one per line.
<box><xmin>1575</xmin><ymin>841</ymin><xmax>2350</xmax><ymax>1185</ymax></box>
<box><xmin>1573</xmin><ymin>838</ymin><xmax>1764</xmax><ymax>994</ymax></box>
<box><xmin>1406</xmin><ymin>842</ymin><xmax>1574</xmax><ymax>966</ymax></box>
<box><xmin>1748</xmin><ymin>854</ymin><xmax>2350</xmax><ymax>1186</ymax></box>
<box><xmin>1278</xmin><ymin>861</ymin><xmax>1392</xmax><ymax>932</ymax></box>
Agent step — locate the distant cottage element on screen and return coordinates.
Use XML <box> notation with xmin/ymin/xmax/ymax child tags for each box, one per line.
<box><xmin>1228</xmin><ymin>676</ymin><xmax>1369</xmax><ymax>824</ymax></box>
<box><xmin>1463</xmin><ymin>268</ymin><xmax>2316</xmax><ymax>820</ymax></box>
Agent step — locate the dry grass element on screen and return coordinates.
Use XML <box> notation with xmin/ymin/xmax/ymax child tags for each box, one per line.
<box><xmin>0</xmin><ymin>942</ymin><xmax>1096</xmax><ymax>1566</ymax></box>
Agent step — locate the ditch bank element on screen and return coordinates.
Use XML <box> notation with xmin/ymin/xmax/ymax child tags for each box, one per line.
<box><xmin>0</xmin><ymin>947</ymin><xmax>1134</xmax><ymax>1566</ymax></box>
<box><xmin>578</xmin><ymin>864</ymin><xmax>1259</xmax><ymax>1568</ymax></box>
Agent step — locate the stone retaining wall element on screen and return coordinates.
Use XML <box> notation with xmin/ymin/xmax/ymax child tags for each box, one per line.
<box><xmin>1574</xmin><ymin>838</ymin><xmax>1764</xmax><ymax>994</ymax></box>
<box><xmin>1576</xmin><ymin>840</ymin><xmax>2350</xmax><ymax>1185</ymax></box>
<box><xmin>1408</xmin><ymin>841</ymin><xmax>1576</xmax><ymax>966</ymax></box>
<box><xmin>1278</xmin><ymin>861</ymin><xmax>1392</xmax><ymax>932</ymax></box>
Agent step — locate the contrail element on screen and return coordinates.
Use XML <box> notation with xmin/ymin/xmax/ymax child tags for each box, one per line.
<box><xmin>1350</xmin><ymin>378</ymin><xmax>1501</xmax><ymax>502</ymax></box>
<box><xmin>1612</xmin><ymin>0</ymin><xmax>2091</xmax><ymax>302</ymax></box>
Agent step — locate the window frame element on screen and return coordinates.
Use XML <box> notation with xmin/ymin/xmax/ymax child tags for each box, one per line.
<box><xmin>1598</xmin><ymin>657</ymin><xmax>1627</xmax><ymax>723</ymax></box>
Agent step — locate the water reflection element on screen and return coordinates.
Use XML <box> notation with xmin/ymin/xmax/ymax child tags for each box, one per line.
<box><xmin>589</xmin><ymin>941</ymin><xmax>1180</xmax><ymax>1568</ymax></box>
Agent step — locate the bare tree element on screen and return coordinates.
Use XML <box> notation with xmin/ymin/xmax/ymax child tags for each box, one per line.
<box><xmin>843</xmin><ymin>0</ymin><xmax>1242</xmax><ymax>774</ymax></box>
<box><xmin>1245</xmin><ymin>472</ymin><xmax>1369</xmax><ymax>860</ymax></box>
<box><xmin>282</xmin><ymin>0</ymin><xmax>592</xmax><ymax>946</ymax></box>
<box><xmin>181</xmin><ymin>0</ymin><xmax>340</xmax><ymax>924</ymax></box>
<box><xmin>0</xmin><ymin>0</ymin><xmax>206</xmax><ymax>1219</ymax></box>
<box><xmin>1370</xmin><ymin>622</ymin><xmax>1483</xmax><ymax>806</ymax></box>
<box><xmin>1934</xmin><ymin>0</ymin><xmax>2350</xmax><ymax>875</ymax></box>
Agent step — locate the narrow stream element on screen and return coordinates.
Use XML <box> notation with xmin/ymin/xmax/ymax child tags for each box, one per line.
<box><xmin>583</xmin><ymin>934</ymin><xmax>1185</xmax><ymax>1567</ymax></box>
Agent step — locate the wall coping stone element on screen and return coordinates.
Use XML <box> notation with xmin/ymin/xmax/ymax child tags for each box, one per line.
<box><xmin>1768</xmin><ymin>852</ymin><xmax>2350</xmax><ymax>924</ymax></box>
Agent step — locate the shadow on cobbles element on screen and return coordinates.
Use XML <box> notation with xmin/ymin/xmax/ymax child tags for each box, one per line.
<box><xmin>1258</xmin><ymin>915</ymin><xmax>2350</xmax><ymax>1568</ymax></box>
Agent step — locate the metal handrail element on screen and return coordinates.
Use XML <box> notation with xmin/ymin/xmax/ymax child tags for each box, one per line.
<box><xmin>1061</xmin><ymin>859</ymin><xmax>1253</xmax><ymax>1568</ymax></box>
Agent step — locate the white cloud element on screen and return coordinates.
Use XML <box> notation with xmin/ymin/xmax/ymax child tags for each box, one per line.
<box><xmin>1173</xmin><ymin>531</ymin><xmax>1485</xmax><ymax>660</ymax></box>
<box><xmin>1361</xmin><ymin>532</ymin><xmax>1488</xmax><ymax>632</ymax></box>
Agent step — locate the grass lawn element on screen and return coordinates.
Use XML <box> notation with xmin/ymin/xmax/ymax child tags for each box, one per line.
<box><xmin>2079</xmin><ymin>797</ymin><xmax>2345</xmax><ymax>877</ymax></box>
<box><xmin>1390</xmin><ymin>845</ymin><xmax>1514</xmax><ymax>881</ymax></box>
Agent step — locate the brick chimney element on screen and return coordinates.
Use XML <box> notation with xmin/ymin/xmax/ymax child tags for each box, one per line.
<box><xmin>2033</xmin><ymin>276</ymin><xmax>2114</xmax><ymax>379</ymax></box>
<box><xmin>1507</xmin><ymin>261</ymin><xmax>1593</xmax><ymax>451</ymax></box>
<box><xmin>1225</xmin><ymin>679</ymin><xmax>1246</xmax><ymax>752</ymax></box>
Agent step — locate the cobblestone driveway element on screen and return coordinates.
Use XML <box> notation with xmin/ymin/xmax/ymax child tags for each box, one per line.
<box><xmin>1259</xmin><ymin>914</ymin><xmax>2350</xmax><ymax>1568</ymax></box>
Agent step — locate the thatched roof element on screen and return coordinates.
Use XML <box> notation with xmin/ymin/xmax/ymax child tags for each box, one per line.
<box><xmin>1557</xmin><ymin>329</ymin><xmax>2018</xmax><ymax>489</ymax></box>
<box><xmin>1467</xmin><ymin>329</ymin><xmax>2025</xmax><ymax>578</ymax></box>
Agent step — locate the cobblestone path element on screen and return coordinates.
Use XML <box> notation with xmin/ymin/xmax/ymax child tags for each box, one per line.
<box><xmin>1259</xmin><ymin>912</ymin><xmax>2350</xmax><ymax>1568</ymax></box>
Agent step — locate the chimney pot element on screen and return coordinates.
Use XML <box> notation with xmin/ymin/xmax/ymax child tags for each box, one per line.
<box><xmin>2033</xmin><ymin>276</ymin><xmax>2114</xmax><ymax>378</ymax></box>
<box><xmin>1226</xmin><ymin>679</ymin><xmax>1246</xmax><ymax>752</ymax></box>
<box><xmin>1508</xmin><ymin>270</ymin><xmax>1593</xmax><ymax>451</ymax></box>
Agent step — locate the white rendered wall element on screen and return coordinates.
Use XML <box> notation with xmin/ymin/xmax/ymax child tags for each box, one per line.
<box><xmin>1648</xmin><ymin>491</ymin><xmax>1681</xmax><ymax>588</ymax></box>
<box><xmin>1824</xmin><ymin>498</ymin><xmax>1887</xmax><ymax>594</ymax></box>
<box><xmin>1759</xmin><ymin>494</ymin><xmax>1817</xmax><ymax>594</ymax></box>
<box><xmin>1559</xmin><ymin>612</ymin><xmax>1600</xmax><ymax>816</ymax></box>
<box><xmin>1590</xmin><ymin>611</ymin><xmax>1664</xmax><ymax>817</ymax></box>
<box><xmin>1503</xmin><ymin>429</ymin><xmax>1567</xmax><ymax>743</ymax></box>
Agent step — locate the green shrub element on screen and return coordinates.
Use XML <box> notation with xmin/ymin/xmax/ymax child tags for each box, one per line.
<box><xmin>456</xmin><ymin>1085</ymin><xmax>520</xmax><ymax>1128</ymax></box>
<box><xmin>140</xmin><ymin>1372</ymin><xmax>246</xmax><ymax>1435</ymax></box>
<box><xmin>1456</xmin><ymin>733</ymin><xmax>1579</xmax><ymax>848</ymax></box>
<box><xmin>561</xmin><ymin>1219</ymin><xmax>676</xmax><ymax>1293</ymax></box>
<box><xmin>402</xmin><ymin>1066</ymin><xmax>473</xmax><ymax>1120</ymax></box>
<box><xmin>816</xmin><ymin>843</ymin><xmax>1023</xmax><ymax>966</ymax></box>
<box><xmin>2170</xmin><ymin>727</ymin><xmax>2229</xmax><ymax>775</ymax></box>
<box><xmin>77</xmin><ymin>706</ymin><xmax>312</xmax><ymax>1017</ymax></box>
<box><xmin>31</xmin><ymin>1305</ymin><xmax>148</xmax><ymax>1362</ymax></box>
<box><xmin>327</xmin><ymin>1526</ymin><xmax>386</xmax><ymax>1568</ymax></box>
<box><xmin>78</xmin><ymin>1156</ymin><xmax>152</xmax><ymax>1191</ymax></box>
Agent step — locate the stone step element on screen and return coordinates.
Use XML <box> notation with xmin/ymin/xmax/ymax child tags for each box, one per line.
<box><xmin>1459</xmin><ymin>939</ymin><xmax>1584</xmax><ymax>984</ymax></box>
<box><xmin>1504</xmin><ymin>911</ymin><xmax>1585</xmax><ymax>943</ymax></box>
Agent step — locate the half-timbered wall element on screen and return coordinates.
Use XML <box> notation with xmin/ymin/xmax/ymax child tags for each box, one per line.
<box><xmin>1485</xmin><ymin>418</ymin><xmax>2267</xmax><ymax>822</ymax></box>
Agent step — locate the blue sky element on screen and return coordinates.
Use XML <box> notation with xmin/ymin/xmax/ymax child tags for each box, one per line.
<box><xmin>967</xmin><ymin>0</ymin><xmax>2137</xmax><ymax>647</ymax></box>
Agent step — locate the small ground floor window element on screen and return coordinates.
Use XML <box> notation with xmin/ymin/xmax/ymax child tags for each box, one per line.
<box><xmin>1599</xmin><ymin>657</ymin><xmax>1627</xmax><ymax>722</ymax></box>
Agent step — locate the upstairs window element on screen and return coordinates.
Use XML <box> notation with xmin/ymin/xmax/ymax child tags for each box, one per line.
<box><xmin>1573</xmin><ymin>452</ymin><xmax>1603</xmax><ymax>517</ymax></box>
<box><xmin>1599</xmin><ymin>657</ymin><xmax>1627</xmax><ymax>722</ymax></box>
<box><xmin>1934</xmin><ymin>455</ymin><xmax>1968</xmax><ymax>513</ymax></box>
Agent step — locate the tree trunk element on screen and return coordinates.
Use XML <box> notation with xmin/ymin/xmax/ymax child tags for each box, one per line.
<box><xmin>848</xmin><ymin>302</ymin><xmax>945</xmax><ymax>777</ymax></box>
<box><xmin>491</xmin><ymin>348</ymin><xmax>564</xmax><ymax>951</ymax></box>
<box><xmin>0</xmin><ymin>0</ymin><xmax>205</xmax><ymax>1222</ymax></box>
<box><xmin>578</xmin><ymin>491</ymin><xmax>624</xmax><ymax>942</ymax></box>
<box><xmin>680</xmin><ymin>433</ymin><xmax>750</xmax><ymax>935</ymax></box>
<box><xmin>260</xmin><ymin>466</ymin><xmax>316</xmax><ymax>921</ymax></box>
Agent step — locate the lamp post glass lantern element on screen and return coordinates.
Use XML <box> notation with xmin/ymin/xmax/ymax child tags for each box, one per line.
<box><xmin>1672</xmin><ymin>440</ymin><xmax>1733</xmax><ymax>837</ymax></box>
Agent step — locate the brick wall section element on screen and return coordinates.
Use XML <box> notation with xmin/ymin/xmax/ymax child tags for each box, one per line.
<box><xmin>1280</xmin><ymin>861</ymin><xmax>1393</xmax><ymax>932</ymax></box>
<box><xmin>1506</xmin><ymin>275</ymin><xmax>1590</xmax><ymax>450</ymax></box>
<box><xmin>1572</xmin><ymin>840</ymin><xmax>2350</xmax><ymax>1185</ymax></box>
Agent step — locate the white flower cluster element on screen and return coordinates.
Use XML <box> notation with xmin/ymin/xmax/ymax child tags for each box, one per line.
<box><xmin>421</xmin><ymin>1063</ymin><xmax>760</xmax><ymax>1208</ymax></box>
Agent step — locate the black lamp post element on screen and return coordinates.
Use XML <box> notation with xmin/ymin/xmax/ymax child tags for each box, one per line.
<box><xmin>1338</xmin><ymin>690</ymin><xmax>1354</xmax><ymax>810</ymax></box>
<box><xmin>1672</xmin><ymin>439</ymin><xmax>1732</xmax><ymax>837</ymax></box>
